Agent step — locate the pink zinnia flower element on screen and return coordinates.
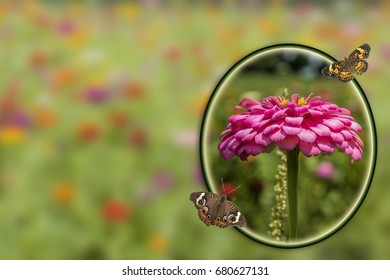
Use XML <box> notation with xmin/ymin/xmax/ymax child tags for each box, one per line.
<box><xmin>218</xmin><ymin>93</ymin><xmax>363</xmax><ymax>161</ymax></box>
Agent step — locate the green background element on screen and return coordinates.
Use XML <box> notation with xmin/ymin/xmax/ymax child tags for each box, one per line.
<box><xmin>0</xmin><ymin>1</ymin><xmax>388</xmax><ymax>259</ymax></box>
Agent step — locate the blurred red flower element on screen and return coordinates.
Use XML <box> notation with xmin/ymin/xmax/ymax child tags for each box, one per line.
<box><xmin>102</xmin><ymin>201</ymin><xmax>131</xmax><ymax>222</ymax></box>
<box><xmin>218</xmin><ymin>182</ymin><xmax>237</xmax><ymax>199</ymax></box>
<box><xmin>77</xmin><ymin>122</ymin><xmax>101</xmax><ymax>142</ymax></box>
<box><xmin>109</xmin><ymin>111</ymin><xmax>130</xmax><ymax>128</ymax></box>
<box><xmin>128</xmin><ymin>127</ymin><xmax>148</xmax><ymax>148</ymax></box>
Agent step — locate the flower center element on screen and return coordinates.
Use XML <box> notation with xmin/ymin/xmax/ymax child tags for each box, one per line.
<box><xmin>281</xmin><ymin>98</ymin><xmax>288</xmax><ymax>106</ymax></box>
<box><xmin>298</xmin><ymin>98</ymin><xmax>307</xmax><ymax>106</ymax></box>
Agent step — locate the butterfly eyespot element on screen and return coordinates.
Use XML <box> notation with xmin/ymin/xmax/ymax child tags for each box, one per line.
<box><xmin>206</xmin><ymin>214</ymin><xmax>211</xmax><ymax>220</ymax></box>
<box><xmin>216</xmin><ymin>217</ymin><xmax>221</xmax><ymax>221</ymax></box>
<box><xmin>201</xmin><ymin>207</ymin><xmax>208</xmax><ymax>214</ymax></box>
<box><xmin>198</xmin><ymin>199</ymin><xmax>205</xmax><ymax>206</ymax></box>
<box><xmin>223</xmin><ymin>216</ymin><xmax>227</xmax><ymax>222</ymax></box>
<box><xmin>228</xmin><ymin>214</ymin><xmax>236</xmax><ymax>222</ymax></box>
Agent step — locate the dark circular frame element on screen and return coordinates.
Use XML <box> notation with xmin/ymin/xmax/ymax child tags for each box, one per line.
<box><xmin>199</xmin><ymin>43</ymin><xmax>377</xmax><ymax>249</ymax></box>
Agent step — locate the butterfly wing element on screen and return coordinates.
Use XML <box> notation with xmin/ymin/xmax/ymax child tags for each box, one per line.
<box><xmin>190</xmin><ymin>192</ymin><xmax>246</xmax><ymax>228</ymax></box>
<box><xmin>337</xmin><ymin>68</ymin><xmax>355</xmax><ymax>83</ymax></box>
<box><xmin>211</xmin><ymin>197</ymin><xmax>246</xmax><ymax>228</ymax></box>
<box><xmin>224</xmin><ymin>200</ymin><xmax>246</xmax><ymax>228</ymax></box>
<box><xmin>348</xmin><ymin>43</ymin><xmax>371</xmax><ymax>60</ymax></box>
<box><xmin>190</xmin><ymin>192</ymin><xmax>218</xmax><ymax>226</ymax></box>
<box><xmin>190</xmin><ymin>192</ymin><xmax>205</xmax><ymax>209</ymax></box>
<box><xmin>322</xmin><ymin>43</ymin><xmax>370</xmax><ymax>83</ymax></box>
<box><xmin>190</xmin><ymin>192</ymin><xmax>216</xmax><ymax>209</ymax></box>
<box><xmin>349</xmin><ymin>59</ymin><xmax>368</xmax><ymax>75</ymax></box>
<box><xmin>321</xmin><ymin>60</ymin><xmax>350</xmax><ymax>80</ymax></box>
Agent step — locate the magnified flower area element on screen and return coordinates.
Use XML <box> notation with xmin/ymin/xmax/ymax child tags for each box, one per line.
<box><xmin>218</xmin><ymin>94</ymin><xmax>363</xmax><ymax>161</ymax></box>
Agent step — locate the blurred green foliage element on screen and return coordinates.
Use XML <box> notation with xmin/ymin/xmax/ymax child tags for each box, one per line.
<box><xmin>0</xmin><ymin>1</ymin><xmax>388</xmax><ymax>259</ymax></box>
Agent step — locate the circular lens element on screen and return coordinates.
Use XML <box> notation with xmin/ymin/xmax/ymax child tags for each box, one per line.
<box><xmin>200</xmin><ymin>44</ymin><xmax>377</xmax><ymax>248</ymax></box>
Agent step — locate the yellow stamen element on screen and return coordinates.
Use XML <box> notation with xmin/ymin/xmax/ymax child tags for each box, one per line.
<box><xmin>298</xmin><ymin>98</ymin><xmax>307</xmax><ymax>106</ymax></box>
<box><xmin>281</xmin><ymin>98</ymin><xmax>288</xmax><ymax>106</ymax></box>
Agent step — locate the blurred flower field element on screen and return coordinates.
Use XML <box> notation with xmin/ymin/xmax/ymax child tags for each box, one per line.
<box><xmin>0</xmin><ymin>1</ymin><xmax>389</xmax><ymax>259</ymax></box>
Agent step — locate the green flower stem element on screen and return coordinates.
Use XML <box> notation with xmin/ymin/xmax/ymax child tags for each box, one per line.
<box><xmin>287</xmin><ymin>147</ymin><xmax>299</xmax><ymax>241</ymax></box>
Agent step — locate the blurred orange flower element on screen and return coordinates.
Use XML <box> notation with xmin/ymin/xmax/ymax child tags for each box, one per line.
<box><xmin>0</xmin><ymin>125</ymin><xmax>26</xmax><ymax>145</ymax></box>
<box><xmin>0</xmin><ymin>4</ymin><xmax>9</xmax><ymax>21</ymax></box>
<box><xmin>51</xmin><ymin>68</ymin><xmax>76</xmax><ymax>88</ymax></box>
<box><xmin>53</xmin><ymin>182</ymin><xmax>76</xmax><ymax>204</ymax></box>
<box><xmin>28</xmin><ymin>51</ymin><xmax>49</xmax><ymax>70</ymax></box>
<box><xmin>148</xmin><ymin>235</ymin><xmax>168</xmax><ymax>253</ymax></box>
<box><xmin>32</xmin><ymin>12</ymin><xmax>53</xmax><ymax>30</ymax></box>
<box><xmin>77</xmin><ymin>121</ymin><xmax>101</xmax><ymax>142</ymax></box>
<box><xmin>67</xmin><ymin>28</ymin><xmax>90</xmax><ymax>48</ymax></box>
<box><xmin>123</xmin><ymin>82</ymin><xmax>146</xmax><ymax>99</ymax></box>
<box><xmin>164</xmin><ymin>46</ymin><xmax>181</xmax><ymax>61</ymax></box>
<box><xmin>33</xmin><ymin>106</ymin><xmax>58</xmax><ymax>128</ymax></box>
<box><xmin>102</xmin><ymin>201</ymin><xmax>131</xmax><ymax>222</ymax></box>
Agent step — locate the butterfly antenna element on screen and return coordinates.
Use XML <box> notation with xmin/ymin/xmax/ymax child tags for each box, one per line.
<box><xmin>221</xmin><ymin>178</ymin><xmax>225</xmax><ymax>193</ymax></box>
<box><xmin>220</xmin><ymin>178</ymin><xmax>240</xmax><ymax>195</ymax></box>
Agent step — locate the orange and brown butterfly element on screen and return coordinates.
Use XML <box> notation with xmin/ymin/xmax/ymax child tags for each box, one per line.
<box><xmin>321</xmin><ymin>43</ymin><xmax>371</xmax><ymax>83</ymax></box>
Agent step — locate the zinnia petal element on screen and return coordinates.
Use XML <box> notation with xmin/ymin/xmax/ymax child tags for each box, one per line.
<box><xmin>322</xmin><ymin>119</ymin><xmax>345</xmax><ymax>131</ymax></box>
<box><xmin>316</xmin><ymin>137</ymin><xmax>334</xmax><ymax>153</ymax></box>
<box><xmin>278</xmin><ymin>135</ymin><xmax>299</xmax><ymax>150</ymax></box>
<box><xmin>238</xmin><ymin>97</ymin><xmax>262</xmax><ymax>109</ymax></box>
<box><xmin>245</xmin><ymin>143</ymin><xmax>264</xmax><ymax>156</ymax></box>
<box><xmin>350</xmin><ymin>121</ymin><xmax>362</xmax><ymax>132</ymax></box>
<box><xmin>234</xmin><ymin>128</ymin><xmax>253</xmax><ymax>140</ymax></box>
<box><xmin>255</xmin><ymin>133</ymin><xmax>271</xmax><ymax>146</ymax></box>
<box><xmin>272</xmin><ymin>108</ymin><xmax>288</xmax><ymax>121</ymax></box>
<box><xmin>298</xmin><ymin>127</ymin><xmax>317</xmax><ymax>143</ymax></box>
<box><xmin>285</xmin><ymin>116</ymin><xmax>304</xmax><ymax>127</ymax></box>
<box><xmin>244</xmin><ymin>115</ymin><xmax>264</xmax><ymax>126</ymax></box>
<box><xmin>269</xmin><ymin>129</ymin><xmax>286</xmax><ymax>142</ymax></box>
<box><xmin>242</xmin><ymin>131</ymin><xmax>257</xmax><ymax>143</ymax></box>
<box><xmin>299</xmin><ymin>141</ymin><xmax>321</xmax><ymax>156</ymax></box>
<box><xmin>220</xmin><ymin>148</ymin><xmax>235</xmax><ymax>160</ymax></box>
<box><xmin>282</xmin><ymin>125</ymin><xmax>301</xmax><ymax>135</ymax></box>
<box><xmin>330</xmin><ymin>132</ymin><xmax>344</xmax><ymax>143</ymax></box>
<box><xmin>227</xmin><ymin>138</ymin><xmax>241</xmax><ymax>150</ymax></box>
<box><xmin>308</xmin><ymin>109</ymin><xmax>323</xmax><ymax>118</ymax></box>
